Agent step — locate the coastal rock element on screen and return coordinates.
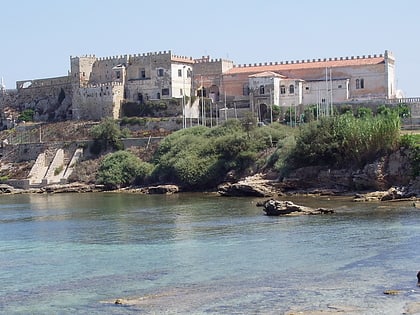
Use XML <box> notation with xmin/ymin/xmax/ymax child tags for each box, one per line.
<box><xmin>259</xmin><ymin>199</ymin><xmax>334</xmax><ymax>216</ymax></box>
<box><xmin>353</xmin><ymin>186</ymin><xmax>416</xmax><ymax>202</ymax></box>
<box><xmin>218</xmin><ymin>182</ymin><xmax>273</xmax><ymax>197</ymax></box>
<box><xmin>218</xmin><ymin>173</ymin><xmax>276</xmax><ymax>197</ymax></box>
<box><xmin>147</xmin><ymin>185</ymin><xmax>179</xmax><ymax>194</ymax></box>
<box><xmin>40</xmin><ymin>183</ymin><xmax>100</xmax><ymax>193</ymax></box>
<box><xmin>0</xmin><ymin>183</ymin><xmax>16</xmax><ymax>193</ymax></box>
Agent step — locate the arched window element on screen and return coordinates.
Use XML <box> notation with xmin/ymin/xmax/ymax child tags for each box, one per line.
<box><xmin>289</xmin><ymin>84</ymin><xmax>294</xmax><ymax>94</ymax></box>
<box><xmin>259</xmin><ymin>85</ymin><xmax>265</xmax><ymax>95</ymax></box>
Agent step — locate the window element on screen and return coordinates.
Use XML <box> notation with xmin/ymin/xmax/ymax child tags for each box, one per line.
<box><xmin>140</xmin><ymin>69</ymin><xmax>146</xmax><ymax>78</ymax></box>
<box><xmin>116</xmin><ymin>71</ymin><xmax>121</xmax><ymax>79</ymax></box>
<box><xmin>338</xmin><ymin>85</ymin><xmax>342</xmax><ymax>89</ymax></box>
<box><xmin>356</xmin><ymin>78</ymin><xmax>365</xmax><ymax>89</ymax></box>
<box><xmin>180</xmin><ymin>88</ymin><xmax>183</xmax><ymax>96</ymax></box>
<box><xmin>259</xmin><ymin>85</ymin><xmax>265</xmax><ymax>95</ymax></box>
<box><xmin>157</xmin><ymin>92</ymin><xmax>161</xmax><ymax>99</ymax></box>
<box><xmin>305</xmin><ymin>86</ymin><xmax>310</xmax><ymax>91</ymax></box>
<box><xmin>178</xmin><ymin>69</ymin><xmax>182</xmax><ymax>77</ymax></box>
<box><xmin>289</xmin><ymin>84</ymin><xmax>294</xmax><ymax>94</ymax></box>
<box><xmin>162</xmin><ymin>88</ymin><xmax>170</xmax><ymax>96</ymax></box>
<box><xmin>280</xmin><ymin>85</ymin><xmax>286</xmax><ymax>94</ymax></box>
<box><xmin>243</xmin><ymin>84</ymin><xmax>250</xmax><ymax>95</ymax></box>
<box><xmin>157</xmin><ymin>68</ymin><xmax>164</xmax><ymax>77</ymax></box>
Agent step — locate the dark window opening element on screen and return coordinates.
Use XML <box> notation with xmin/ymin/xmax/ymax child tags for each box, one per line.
<box><xmin>162</xmin><ymin>88</ymin><xmax>170</xmax><ymax>96</ymax></box>
<box><xmin>116</xmin><ymin>71</ymin><xmax>121</xmax><ymax>79</ymax></box>
<box><xmin>140</xmin><ymin>69</ymin><xmax>146</xmax><ymax>78</ymax></box>
<box><xmin>157</xmin><ymin>69</ymin><xmax>164</xmax><ymax>77</ymax></box>
<box><xmin>157</xmin><ymin>92</ymin><xmax>161</xmax><ymax>99</ymax></box>
<box><xmin>289</xmin><ymin>85</ymin><xmax>294</xmax><ymax>94</ymax></box>
<box><xmin>280</xmin><ymin>85</ymin><xmax>286</xmax><ymax>94</ymax></box>
<box><xmin>360</xmin><ymin>78</ymin><xmax>364</xmax><ymax>89</ymax></box>
<box><xmin>259</xmin><ymin>85</ymin><xmax>265</xmax><ymax>94</ymax></box>
<box><xmin>178</xmin><ymin>69</ymin><xmax>182</xmax><ymax>77</ymax></box>
<box><xmin>138</xmin><ymin>93</ymin><xmax>143</xmax><ymax>104</ymax></box>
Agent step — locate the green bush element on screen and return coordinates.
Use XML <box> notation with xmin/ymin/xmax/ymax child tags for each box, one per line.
<box><xmin>400</xmin><ymin>134</ymin><xmax>420</xmax><ymax>177</ymax></box>
<box><xmin>18</xmin><ymin>109</ymin><xmax>35</xmax><ymax>122</ymax></box>
<box><xmin>97</xmin><ymin>151</ymin><xmax>153</xmax><ymax>189</ymax></box>
<box><xmin>90</xmin><ymin>118</ymin><xmax>125</xmax><ymax>153</ymax></box>
<box><xmin>152</xmin><ymin>120</ymin><xmax>286</xmax><ymax>189</ymax></box>
<box><xmin>290</xmin><ymin>113</ymin><xmax>400</xmax><ymax>168</ymax></box>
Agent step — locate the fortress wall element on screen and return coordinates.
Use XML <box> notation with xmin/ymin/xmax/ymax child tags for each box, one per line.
<box><xmin>1</xmin><ymin>83</ymin><xmax>73</xmax><ymax>122</ymax></box>
<box><xmin>72</xmin><ymin>82</ymin><xmax>124</xmax><ymax>120</ymax></box>
<box><xmin>16</xmin><ymin>76</ymin><xmax>71</xmax><ymax>90</ymax></box>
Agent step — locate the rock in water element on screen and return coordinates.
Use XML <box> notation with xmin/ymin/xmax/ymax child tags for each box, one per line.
<box><xmin>259</xmin><ymin>199</ymin><xmax>334</xmax><ymax>216</ymax></box>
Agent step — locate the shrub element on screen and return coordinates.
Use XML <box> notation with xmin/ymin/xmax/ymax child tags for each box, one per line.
<box><xmin>400</xmin><ymin>134</ymin><xmax>420</xmax><ymax>177</ymax></box>
<box><xmin>90</xmin><ymin>118</ymin><xmax>124</xmax><ymax>153</ymax></box>
<box><xmin>18</xmin><ymin>109</ymin><xmax>35</xmax><ymax>122</ymax></box>
<box><xmin>290</xmin><ymin>113</ymin><xmax>400</xmax><ymax>168</ymax></box>
<box><xmin>97</xmin><ymin>151</ymin><xmax>153</xmax><ymax>189</ymax></box>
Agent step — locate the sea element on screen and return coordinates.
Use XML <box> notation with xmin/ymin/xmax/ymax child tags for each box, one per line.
<box><xmin>0</xmin><ymin>192</ymin><xmax>419</xmax><ymax>314</ymax></box>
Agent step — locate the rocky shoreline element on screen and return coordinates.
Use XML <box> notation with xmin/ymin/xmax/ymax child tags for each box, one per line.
<box><xmin>1</xmin><ymin>175</ymin><xmax>419</xmax><ymax>207</ymax></box>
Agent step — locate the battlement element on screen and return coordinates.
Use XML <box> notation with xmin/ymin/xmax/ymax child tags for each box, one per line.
<box><xmin>232</xmin><ymin>52</ymin><xmax>386</xmax><ymax>68</ymax></box>
<box><xmin>171</xmin><ymin>53</ymin><xmax>194</xmax><ymax>63</ymax></box>
<box><xmin>194</xmin><ymin>55</ymin><xmax>233</xmax><ymax>64</ymax></box>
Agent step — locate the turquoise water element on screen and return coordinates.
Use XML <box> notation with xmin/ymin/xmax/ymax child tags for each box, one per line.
<box><xmin>0</xmin><ymin>193</ymin><xmax>419</xmax><ymax>314</ymax></box>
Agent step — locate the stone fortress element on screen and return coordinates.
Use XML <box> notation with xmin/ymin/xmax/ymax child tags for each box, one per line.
<box><xmin>0</xmin><ymin>49</ymin><xmax>408</xmax><ymax>125</ymax></box>
<box><xmin>1</xmin><ymin>49</ymin><xmax>420</xmax><ymax>190</ymax></box>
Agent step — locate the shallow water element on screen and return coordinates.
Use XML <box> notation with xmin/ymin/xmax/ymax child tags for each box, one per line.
<box><xmin>0</xmin><ymin>193</ymin><xmax>419</xmax><ymax>314</ymax></box>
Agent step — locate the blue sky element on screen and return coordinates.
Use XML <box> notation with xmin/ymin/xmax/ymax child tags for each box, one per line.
<box><xmin>1</xmin><ymin>0</ymin><xmax>419</xmax><ymax>96</ymax></box>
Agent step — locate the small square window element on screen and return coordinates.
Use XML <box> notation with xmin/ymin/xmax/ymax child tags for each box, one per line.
<box><xmin>338</xmin><ymin>85</ymin><xmax>342</xmax><ymax>88</ymax></box>
<box><xmin>157</xmin><ymin>69</ymin><xmax>164</xmax><ymax>77</ymax></box>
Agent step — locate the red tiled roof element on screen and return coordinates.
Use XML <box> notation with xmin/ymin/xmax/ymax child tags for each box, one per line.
<box><xmin>249</xmin><ymin>71</ymin><xmax>286</xmax><ymax>78</ymax></box>
<box><xmin>227</xmin><ymin>56</ymin><xmax>385</xmax><ymax>75</ymax></box>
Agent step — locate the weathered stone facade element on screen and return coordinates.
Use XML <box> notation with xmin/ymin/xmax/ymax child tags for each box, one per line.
<box><xmin>0</xmin><ymin>49</ymin><xmax>400</xmax><ymax>125</ymax></box>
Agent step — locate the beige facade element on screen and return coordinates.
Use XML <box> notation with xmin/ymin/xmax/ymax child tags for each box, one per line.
<box><xmin>1</xmin><ymin>50</ymin><xmax>397</xmax><ymax>123</ymax></box>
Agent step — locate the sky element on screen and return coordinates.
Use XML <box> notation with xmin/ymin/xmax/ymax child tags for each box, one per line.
<box><xmin>1</xmin><ymin>0</ymin><xmax>419</xmax><ymax>96</ymax></box>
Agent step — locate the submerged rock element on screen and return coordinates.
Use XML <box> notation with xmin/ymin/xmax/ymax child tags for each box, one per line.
<box><xmin>259</xmin><ymin>199</ymin><xmax>334</xmax><ymax>216</ymax></box>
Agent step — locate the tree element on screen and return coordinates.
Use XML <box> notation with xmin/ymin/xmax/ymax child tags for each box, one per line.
<box><xmin>90</xmin><ymin>118</ymin><xmax>125</xmax><ymax>153</ymax></box>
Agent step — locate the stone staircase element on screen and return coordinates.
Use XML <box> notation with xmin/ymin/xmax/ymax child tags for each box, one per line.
<box><xmin>28</xmin><ymin>147</ymin><xmax>83</xmax><ymax>187</ymax></box>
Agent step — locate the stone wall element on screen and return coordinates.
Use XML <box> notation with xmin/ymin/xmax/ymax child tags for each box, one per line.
<box><xmin>1</xmin><ymin>77</ymin><xmax>72</xmax><ymax>123</ymax></box>
<box><xmin>72</xmin><ymin>82</ymin><xmax>124</xmax><ymax>120</ymax></box>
